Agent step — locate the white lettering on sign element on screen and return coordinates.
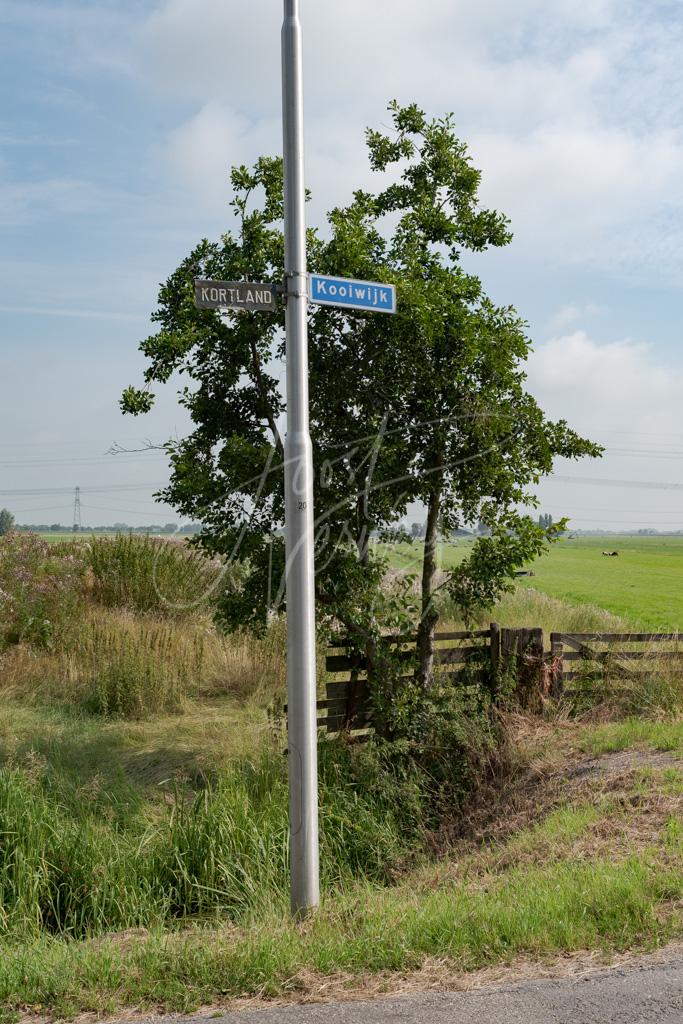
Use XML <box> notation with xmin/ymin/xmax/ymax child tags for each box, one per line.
<box><xmin>195</xmin><ymin>279</ymin><xmax>276</xmax><ymax>310</ymax></box>
<box><xmin>308</xmin><ymin>274</ymin><xmax>396</xmax><ymax>314</ymax></box>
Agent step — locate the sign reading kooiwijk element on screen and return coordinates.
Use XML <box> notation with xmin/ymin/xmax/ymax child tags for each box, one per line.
<box><xmin>309</xmin><ymin>274</ymin><xmax>396</xmax><ymax>314</ymax></box>
<box><xmin>195</xmin><ymin>279</ymin><xmax>278</xmax><ymax>312</ymax></box>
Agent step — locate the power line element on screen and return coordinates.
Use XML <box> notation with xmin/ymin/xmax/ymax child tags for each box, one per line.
<box><xmin>79</xmin><ymin>500</ymin><xmax>174</xmax><ymax>514</ymax></box>
<box><xmin>81</xmin><ymin>503</ymin><xmax>178</xmax><ymax>519</ymax></box>
<box><xmin>0</xmin><ymin>438</ymin><xmax>165</xmax><ymax>449</ymax></box>
<box><xmin>541</xmin><ymin>504</ymin><xmax>683</xmax><ymax>516</ymax></box>
<box><xmin>0</xmin><ymin>482</ymin><xmax>169</xmax><ymax>497</ymax></box>
<box><xmin>565</xmin><ymin>516</ymin><xmax>682</xmax><ymax>525</ymax></box>
<box><xmin>9</xmin><ymin>505</ymin><xmax>74</xmax><ymax>515</ymax></box>
<box><xmin>548</xmin><ymin>475</ymin><xmax>683</xmax><ymax>491</ymax></box>
<box><xmin>0</xmin><ymin>455</ymin><xmax>167</xmax><ymax>468</ymax></box>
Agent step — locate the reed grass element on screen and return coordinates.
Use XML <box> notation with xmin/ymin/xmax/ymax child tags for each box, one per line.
<box><xmin>87</xmin><ymin>534</ymin><xmax>224</xmax><ymax>617</ymax></box>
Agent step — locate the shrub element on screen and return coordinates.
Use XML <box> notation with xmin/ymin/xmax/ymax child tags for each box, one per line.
<box><xmin>0</xmin><ymin>533</ymin><xmax>85</xmax><ymax>650</ymax></box>
<box><xmin>88</xmin><ymin>535</ymin><xmax>223</xmax><ymax>617</ymax></box>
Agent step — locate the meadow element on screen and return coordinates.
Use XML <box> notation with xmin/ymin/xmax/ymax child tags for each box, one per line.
<box><xmin>379</xmin><ymin>535</ymin><xmax>683</xmax><ymax>632</ymax></box>
<box><xmin>0</xmin><ymin>531</ymin><xmax>681</xmax><ymax>1021</ymax></box>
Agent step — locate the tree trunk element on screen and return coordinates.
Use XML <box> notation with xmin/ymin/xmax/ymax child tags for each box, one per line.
<box><xmin>356</xmin><ymin>490</ymin><xmax>370</xmax><ymax>567</ymax></box>
<box><xmin>415</xmin><ymin>482</ymin><xmax>442</xmax><ymax>689</ymax></box>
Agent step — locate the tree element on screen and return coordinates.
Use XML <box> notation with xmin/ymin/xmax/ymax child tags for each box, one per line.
<box><xmin>323</xmin><ymin>105</ymin><xmax>601</xmax><ymax>684</ymax></box>
<box><xmin>122</xmin><ymin>105</ymin><xmax>600</xmax><ymax>694</ymax></box>
<box><xmin>0</xmin><ymin>508</ymin><xmax>15</xmax><ymax>536</ymax></box>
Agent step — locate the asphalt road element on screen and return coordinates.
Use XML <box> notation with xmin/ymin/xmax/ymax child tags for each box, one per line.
<box><xmin>154</xmin><ymin>958</ymin><xmax>683</xmax><ymax>1024</ymax></box>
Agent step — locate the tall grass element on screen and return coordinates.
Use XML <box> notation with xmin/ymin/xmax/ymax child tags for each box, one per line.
<box><xmin>0</xmin><ymin>837</ymin><xmax>680</xmax><ymax>1019</ymax></box>
<box><xmin>1</xmin><ymin>605</ymin><xmax>287</xmax><ymax>719</ymax></box>
<box><xmin>0</xmin><ymin>741</ymin><xmax>425</xmax><ymax>941</ymax></box>
<box><xmin>440</xmin><ymin>586</ymin><xmax>629</xmax><ymax>635</ymax></box>
<box><xmin>87</xmin><ymin>535</ymin><xmax>224</xmax><ymax>617</ymax></box>
<box><xmin>73</xmin><ymin>618</ymin><xmax>205</xmax><ymax>718</ymax></box>
<box><xmin>564</xmin><ymin>641</ymin><xmax>683</xmax><ymax>718</ymax></box>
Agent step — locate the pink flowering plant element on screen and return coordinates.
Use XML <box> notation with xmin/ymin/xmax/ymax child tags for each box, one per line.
<box><xmin>0</xmin><ymin>532</ymin><xmax>86</xmax><ymax>649</ymax></box>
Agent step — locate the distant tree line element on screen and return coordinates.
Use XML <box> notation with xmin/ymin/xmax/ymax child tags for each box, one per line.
<box><xmin>10</xmin><ymin>521</ymin><xmax>202</xmax><ymax>536</ymax></box>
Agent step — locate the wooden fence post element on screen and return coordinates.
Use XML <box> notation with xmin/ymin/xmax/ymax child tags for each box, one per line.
<box><xmin>549</xmin><ymin>632</ymin><xmax>564</xmax><ymax>698</ymax></box>
<box><xmin>500</xmin><ymin>626</ymin><xmax>545</xmax><ymax>707</ymax></box>
<box><xmin>490</xmin><ymin>622</ymin><xmax>501</xmax><ymax>699</ymax></box>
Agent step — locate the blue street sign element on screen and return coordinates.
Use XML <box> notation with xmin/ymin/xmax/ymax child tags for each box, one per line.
<box><xmin>309</xmin><ymin>274</ymin><xmax>396</xmax><ymax>314</ymax></box>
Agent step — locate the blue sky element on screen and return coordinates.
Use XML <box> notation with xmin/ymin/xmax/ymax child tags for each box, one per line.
<box><xmin>1</xmin><ymin>0</ymin><xmax>682</xmax><ymax>529</ymax></box>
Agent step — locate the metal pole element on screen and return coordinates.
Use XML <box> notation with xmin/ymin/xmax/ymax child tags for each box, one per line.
<box><xmin>281</xmin><ymin>0</ymin><xmax>319</xmax><ymax>917</ymax></box>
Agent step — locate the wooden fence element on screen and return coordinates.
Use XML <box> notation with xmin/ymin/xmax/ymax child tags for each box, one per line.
<box><xmin>321</xmin><ymin>628</ymin><xmax>493</xmax><ymax>734</ymax></box>
<box><xmin>550</xmin><ymin>631</ymin><xmax>683</xmax><ymax>695</ymax></box>
<box><xmin>292</xmin><ymin>626</ymin><xmax>683</xmax><ymax>736</ymax></box>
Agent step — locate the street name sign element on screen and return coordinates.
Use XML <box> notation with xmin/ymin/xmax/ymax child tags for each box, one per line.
<box><xmin>309</xmin><ymin>273</ymin><xmax>396</xmax><ymax>314</ymax></box>
<box><xmin>194</xmin><ymin>279</ymin><xmax>278</xmax><ymax>312</ymax></box>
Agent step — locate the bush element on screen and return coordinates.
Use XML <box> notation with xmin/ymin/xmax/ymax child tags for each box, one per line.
<box><xmin>88</xmin><ymin>535</ymin><xmax>222</xmax><ymax>617</ymax></box>
<box><xmin>0</xmin><ymin>533</ymin><xmax>85</xmax><ymax>650</ymax></box>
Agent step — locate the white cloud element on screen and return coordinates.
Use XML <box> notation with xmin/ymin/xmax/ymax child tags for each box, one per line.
<box><xmin>473</xmin><ymin>126</ymin><xmax>683</xmax><ymax>273</ymax></box>
<box><xmin>548</xmin><ymin>303</ymin><xmax>603</xmax><ymax>332</ymax></box>
<box><xmin>528</xmin><ymin>330</ymin><xmax>682</xmax><ymax>443</ymax></box>
<box><xmin>139</xmin><ymin>0</ymin><xmax>683</xmax><ymax>284</ymax></box>
<box><xmin>0</xmin><ymin>176</ymin><xmax>112</xmax><ymax>226</ymax></box>
<box><xmin>161</xmin><ymin>103</ymin><xmax>276</xmax><ymax>216</ymax></box>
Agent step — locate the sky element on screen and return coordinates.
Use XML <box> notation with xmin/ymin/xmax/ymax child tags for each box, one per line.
<box><xmin>0</xmin><ymin>0</ymin><xmax>682</xmax><ymax>530</ymax></box>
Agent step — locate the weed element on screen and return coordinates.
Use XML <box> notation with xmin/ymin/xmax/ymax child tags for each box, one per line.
<box><xmin>0</xmin><ymin>533</ymin><xmax>85</xmax><ymax>650</ymax></box>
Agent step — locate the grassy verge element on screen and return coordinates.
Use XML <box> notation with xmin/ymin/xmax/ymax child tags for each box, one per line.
<box><xmin>0</xmin><ymin>748</ymin><xmax>680</xmax><ymax>1020</ymax></box>
<box><xmin>578</xmin><ymin>717</ymin><xmax>683</xmax><ymax>756</ymax></box>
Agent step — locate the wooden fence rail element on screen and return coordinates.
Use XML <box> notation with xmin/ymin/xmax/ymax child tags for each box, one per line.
<box><xmin>550</xmin><ymin>631</ymin><xmax>683</xmax><ymax>692</ymax></box>
<box><xmin>286</xmin><ymin>626</ymin><xmax>682</xmax><ymax>737</ymax></box>
<box><xmin>321</xmin><ymin>628</ymin><xmax>494</xmax><ymax>734</ymax></box>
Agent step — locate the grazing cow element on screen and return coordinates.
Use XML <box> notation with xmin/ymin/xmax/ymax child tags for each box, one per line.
<box><xmin>601</xmin><ymin>550</ymin><xmax>619</xmax><ymax>557</ymax></box>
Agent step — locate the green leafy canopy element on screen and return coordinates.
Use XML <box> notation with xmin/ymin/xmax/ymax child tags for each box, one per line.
<box><xmin>122</xmin><ymin>103</ymin><xmax>601</xmax><ymax>682</ymax></box>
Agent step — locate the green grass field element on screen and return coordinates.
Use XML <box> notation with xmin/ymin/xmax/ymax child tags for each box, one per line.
<box><xmin>379</xmin><ymin>535</ymin><xmax>683</xmax><ymax>632</ymax></box>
